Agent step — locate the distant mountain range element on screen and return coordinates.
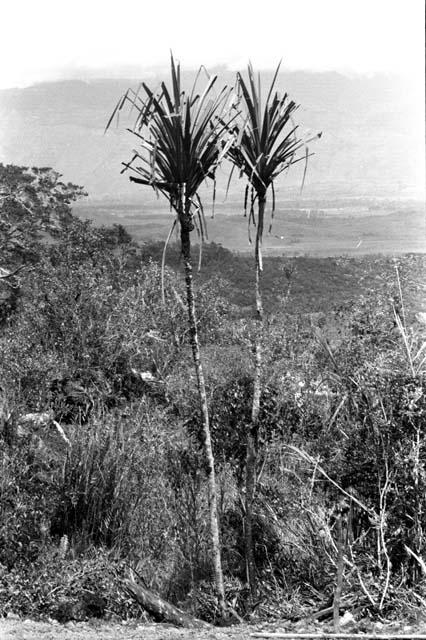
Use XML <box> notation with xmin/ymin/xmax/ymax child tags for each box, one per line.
<box><xmin>0</xmin><ymin>69</ymin><xmax>424</xmax><ymax>206</ymax></box>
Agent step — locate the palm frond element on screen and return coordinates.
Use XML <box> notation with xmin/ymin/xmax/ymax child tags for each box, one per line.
<box><xmin>223</xmin><ymin>62</ymin><xmax>321</xmax><ymax>267</ymax></box>
<box><xmin>108</xmin><ymin>55</ymin><xmax>232</xmax><ymax>220</ymax></box>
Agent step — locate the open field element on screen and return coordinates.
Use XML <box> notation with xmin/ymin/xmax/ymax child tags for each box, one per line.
<box><xmin>73</xmin><ymin>197</ymin><xmax>426</xmax><ymax>318</ymax></box>
<box><xmin>74</xmin><ymin>199</ymin><xmax>425</xmax><ymax>257</ymax></box>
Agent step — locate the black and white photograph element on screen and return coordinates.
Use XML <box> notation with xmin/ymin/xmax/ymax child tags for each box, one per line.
<box><xmin>0</xmin><ymin>1</ymin><xmax>425</xmax><ymax>638</ymax></box>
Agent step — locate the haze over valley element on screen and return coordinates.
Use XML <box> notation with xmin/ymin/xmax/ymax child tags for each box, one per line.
<box><xmin>0</xmin><ymin>69</ymin><xmax>423</xmax><ymax>255</ymax></box>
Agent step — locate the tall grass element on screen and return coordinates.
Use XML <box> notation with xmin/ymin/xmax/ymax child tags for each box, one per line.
<box><xmin>52</xmin><ymin>404</ymin><xmax>174</xmax><ymax>556</ymax></box>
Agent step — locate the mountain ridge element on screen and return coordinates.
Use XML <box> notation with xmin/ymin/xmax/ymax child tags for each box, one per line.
<box><xmin>0</xmin><ymin>70</ymin><xmax>423</xmax><ymax>203</ymax></box>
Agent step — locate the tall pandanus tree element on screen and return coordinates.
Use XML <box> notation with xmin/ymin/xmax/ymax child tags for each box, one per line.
<box><xmin>224</xmin><ymin>62</ymin><xmax>321</xmax><ymax>602</ymax></box>
<box><xmin>106</xmin><ymin>56</ymin><xmax>234</xmax><ymax>613</ymax></box>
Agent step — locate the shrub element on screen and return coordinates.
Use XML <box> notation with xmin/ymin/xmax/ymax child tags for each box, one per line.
<box><xmin>0</xmin><ymin>547</ymin><xmax>143</xmax><ymax>620</ymax></box>
<box><xmin>0</xmin><ymin>435</ymin><xmax>58</xmax><ymax>569</ymax></box>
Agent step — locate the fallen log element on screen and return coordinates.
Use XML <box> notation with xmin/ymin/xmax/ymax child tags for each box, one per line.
<box><xmin>290</xmin><ymin>594</ymin><xmax>356</xmax><ymax>623</ymax></box>
<box><xmin>308</xmin><ymin>598</ymin><xmax>356</xmax><ymax>622</ymax></box>
<box><xmin>124</xmin><ymin>574</ymin><xmax>210</xmax><ymax>629</ymax></box>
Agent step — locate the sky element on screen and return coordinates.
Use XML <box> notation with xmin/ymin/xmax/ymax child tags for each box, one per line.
<box><xmin>1</xmin><ymin>0</ymin><xmax>424</xmax><ymax>89</ymax></box>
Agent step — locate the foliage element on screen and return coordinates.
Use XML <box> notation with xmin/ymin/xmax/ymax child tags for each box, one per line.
<box><xmin>0</xmin><ymin>164</ymin><xmax>86</xmax><ymax>258</ymax></box>
<box><xmin>0</xmin><ymin>436</ymin><xmax>58</xmax><ymax>569</ymax></box>
<box><xmin>107</xmin><ymin>55</ymin><xmax>241</xmax><ymax>613</ymax></box>
<box><xmin>1</xmin><ymin>161</ymin><xmax>425</xmax><ymax>621</ymax></box>
<box><xmin>185</xmin><ymin>575</ymin><xmax>247</xmax><ymax>622</ymax></box>
<box><xmin>0</xmin><ymin>164</ymin><xmax>86</xmax><ymax>321</ymax></box>
<box><xmin>0</xmin><ymin>547</ymin><xmax>143</xmax><ymax>621</ymax></box>
<box><xmin>284</xmin><ymin>297</ymin><xmax>426</xmax><ymax>596</ymax></box>
<box><xmin>0</xmin><ymin>226</ymin><xmax>190</xmax><ymax>411</ymax></box>
<box><xmin>139</xmin><ymin>244</ymin><xmax>426</xmax><ymax>318</ymax></box>
<box><xmin>223</xmin><ymin>62</ymin><xmax>320</xmax><ymax>269</ymax></box>
<box><xmin>107</xmin><ymin>55</ymin><xmax>233</xmax><ymax>237</ymax></box>
<box><xmin>207</xmin><ymin>376</ymin><xmax>290</xmax><ymax>479</ymax></box>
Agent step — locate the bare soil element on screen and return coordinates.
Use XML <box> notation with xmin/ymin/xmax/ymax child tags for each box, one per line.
<box><xmin>2</xmin><ymin>617</ymin><xmax>426</xmax><ymax>640</ymax></box>
<box><xmin>0</xmin><ymin>618</ymin><xmax>256</xmax><ymax>640</ymax></box>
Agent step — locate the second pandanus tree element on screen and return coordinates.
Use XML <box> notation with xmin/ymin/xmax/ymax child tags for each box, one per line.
<box><xmin>106</xmin><ymin>56</ymin><xmax>235</xmax><ymax>614</ymax></box>
<box><xmin>224</xmin><ymin>63</ymin><xmax>321</xmax><ymax>601</ymax></box>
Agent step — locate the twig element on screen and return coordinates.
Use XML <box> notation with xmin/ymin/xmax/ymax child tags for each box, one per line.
<box><xmin>306</xmin><ymin>594</ymin><xmax>353</xmax><ymax>621</ymax></box>
<box><xmin>287</xmin><ymin>446</ymin><xmax>373</xmax><ymax>516</ymax></box>
<box><xmin>161</xmin><ymin>217</ymin><xmax>177</xmax><ymax>305</ymax></box>
<box><xmin>347</xmin><ymin>545</ymin><xmax>375</xmax><ymax>607</ymax></box>
<box><xmin>378</xmin><ymin>461</ymin><xmax>391</xmax><ymax>610</ymax></box>
<box><xmin>394</xmin><ymin>264</ymin><xmax>407</xmax><ymax>329</ymax></box>
<box><xmin>333</xmin><ymin>511</ymin><xmax>344</xmax><ymax>631</ymax></box>
<box><xmin>412</xmin><ymin>591</ymin><xmax>426</xmax><ymax>607</ymax></box>
<box><xmin>251</xmin><ymin>635</ymin><xmax>426</xmax><ymax>639</ymax></box>
<box><xmin>0</xmin><ymin>265</ymin><xmax>25</xmax><ymax>281</ymax></box>
<box><xmin>52</xmin><ymin>420</ymin><xmax>71</xmax><ymax>447</ymax></box>
<box><xmin>404</xmin><ymin>544</ymin><xmax>426</xmax><ymax>575</ymax></box>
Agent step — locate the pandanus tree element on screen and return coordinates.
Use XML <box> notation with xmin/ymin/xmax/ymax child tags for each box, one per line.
<box><xmin>223</xmin><ymin>63</ymin><xmax>321</xmax><ymax>601</ymax></box>
<box><xmin>106</xmin><ymin>56</ymin><xmax>234</xmax><ymax>613</ymax></box>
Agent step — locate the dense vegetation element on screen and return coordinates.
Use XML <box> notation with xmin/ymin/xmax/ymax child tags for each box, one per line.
<box><xmin>0</xmin><ymin>163</ymin><xmax>425</xmax><ymax>624</ymax></box>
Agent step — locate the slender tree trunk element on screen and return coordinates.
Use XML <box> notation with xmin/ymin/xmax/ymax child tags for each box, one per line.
<box><xmin>245</xmin><ymin>196</ymin><xmax>266</xmax><ymax>605</ymax></box>
<box><xmin>245</xmin><ymin>339</ymin><xmax>260</xmax><ymax>605</ymax></box>
<box><xmin>333</xmin><ymin>510</ymin><xmax>345</xmax><ymax>631</ymax></box>
<box><xmin>180</xmin><ymin>219</ymin><xmax>226</xmax><ymax>615</ymax></box>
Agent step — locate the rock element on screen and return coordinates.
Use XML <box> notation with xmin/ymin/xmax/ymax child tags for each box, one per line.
<box><xmin>340</xmin><ymin>611</ymin><xmax>356</xmax><ymax>626</ymax></box>
<box><xmin>6</xmin><ymin>612</ymin><xmax>20</xmax><ymax>620</ymax></box>
<box><xmin>415</xmin><ymin>312</ymin><xmax>426</xmax><ymax>325</ymax></box>
<box><xmin>18</xmin><ymin>411</ymin><xmax>53</xmax><ymax>428</ymax></box>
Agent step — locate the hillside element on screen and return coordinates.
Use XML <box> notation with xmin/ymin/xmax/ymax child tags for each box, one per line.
<box><xmin>1</xmin><ymin>163</ymin><xmax>425</xmax><ymax>627</ymax></box>
<box><xmin>137</xmin><ymin>241</ymin><xmax>426</xmax><ymax>319</ymax></box>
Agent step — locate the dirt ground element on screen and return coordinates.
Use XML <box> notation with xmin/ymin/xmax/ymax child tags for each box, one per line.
<box><xmin>2</xmin><ymin>617</ymin><xmax>425</xmax><ymax>640</ymax></box>
<box><xmin>0</xmin><ymin>618</ymin><xmax>260</xmax><ymax>640</ymax></box>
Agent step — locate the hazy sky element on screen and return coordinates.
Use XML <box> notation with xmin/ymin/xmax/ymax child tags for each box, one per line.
<box><xmin>1</xmin><ymin>0</ymin><xmax>424</xmax><ymax>89</ymax></box>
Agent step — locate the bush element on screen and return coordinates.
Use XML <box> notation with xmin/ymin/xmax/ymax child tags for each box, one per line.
<box><xmin>0</xmin><ymin>436</ymin><xmax>58</xmax><ymax>569</ymax></box>
<box><xmin>0</xmin><ymin>547</ymin><xmax>143</xmax><ymax>620</ymax></box>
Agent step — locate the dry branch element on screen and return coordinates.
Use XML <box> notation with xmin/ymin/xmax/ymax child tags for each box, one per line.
<box><xmin>251</xmin><ymin>635</ymin><xmax>426</xmax><ymax>639</ymax></box>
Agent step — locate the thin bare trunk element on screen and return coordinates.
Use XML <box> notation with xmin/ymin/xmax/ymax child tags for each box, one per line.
<box><xmin>245</xmin><ymin>196</ymin><xmax>266</xmax><ymax>605</ymax></box>
<box><xmin>245</xmin><ymin>337</ymin><xmax>261</xmax><ymax>603</ymax></box>
<box><xmin>180</xmin><ymin>221</ymin><xmax>225</xmax><ymax>615</ymax></box>
<box><xmin>333</xmin><ymin>511</ymin><xmax>344</xmax><ymax>631</ymax></box>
